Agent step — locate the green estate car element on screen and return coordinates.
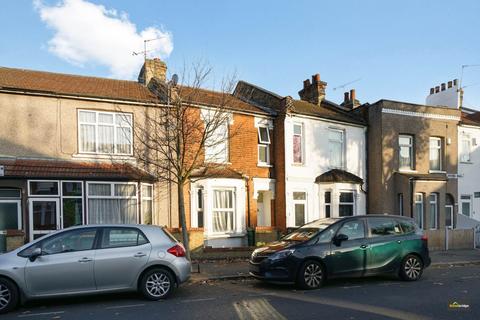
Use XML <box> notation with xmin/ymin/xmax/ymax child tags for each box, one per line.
<box><xmin>250</xmin><ymin>215</ymin><xmax>431</xmax><ymax>289</ymax></box>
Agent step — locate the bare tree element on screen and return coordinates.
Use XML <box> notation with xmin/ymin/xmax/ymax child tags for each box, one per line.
<box><xmin>133</xmin><ymin>64</ymin><xmax>241</xmax><ymax>260</ymax></box>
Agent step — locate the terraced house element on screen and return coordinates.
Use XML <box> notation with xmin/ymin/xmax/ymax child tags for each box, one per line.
<box><xmin>0</xmin><ymin>59</ymin><xmax>276</xmax><ymax>251</ymax></box>
<box><xmin>235</xmin><ymin>73</ymin><xmax>367</xmax><ymax>230</ymax></box>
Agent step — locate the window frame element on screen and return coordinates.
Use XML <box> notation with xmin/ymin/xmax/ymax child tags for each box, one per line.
<box><xmin>77</xmin><ymin>110</ymin><xmax>133</xmax><ymax>156</ymax></box>
<box><xmin>257</xmin><ymin>126</ymin><xmax>271</xmax><ymax>166</ymax></box>
<box><xmin>428</xmin><ymin>193</ymin><xmax>438</xmax><ymax>230</ymax></box>
<box><xmin>324</xmin><ymin>191</ymin><xmax>331</xmax><ymax>218</ymax></box>
<box><xmin>292</xmin><ymin>191</ymin><xmax>307</xmax><ymax>227</ymax></box>
<box><xmin>141</xmin><ymin>183</ymin><xmax>154</xmax><ymax>225</ymax></box>
<box><xmin>211</xmin><ymin>188</ymin><xmax>236</xmax><ymax>234</ymax></box>
<box><xmin>398</xmin><ymin>193</ymin><xmax>404</xmax><ymax>216</ymax></box>
<box><xmin>429</xmin><ymin>137</ymin><xmax>443</xmax><ymax>171</ymax></box>
<box><xmin>0</xmin><ymin>199</ymin><xmax>22</xmax><ymax>231</ymax></box>
<box><xmin>399</xmin><ymin>135</ymin><xmax>414</xmax><ymax>171</ymax></box>
<box><xmin>204</xmin><ymin>120</ymin><xmax>229</xmax><ymax>164</ymax></box>
<box><xmin>414</xmin><ymin>193</ymin><xmax>424</xmax><ymax>229</ymax></box>
<box><xmin>292</xmin><ymin>123</ymin><xmax>304</xmax><ymax>165</ymax></box>
<box><xmin>460</xmin><ymin>133</ymin><xmax>472</xmax><ymax>163</ymax></box>
<box><xmin>339</xmin><ymin>191</ymin><xmax>355</xmax><ymax>217</ymax></box>
<box><xmin>445</xmin><ymin>205</ymin><xmax>454</xmax><ymax>229</ymax></box>
<box><xmin>28</xmin><ymin>180</ymin><xmax>60</xmax><ymax>197</ymax></box>
<box><xmin>85</xmin><ymin>181</ymin><xmax>139</xmax><ymax>225</ymax></box>
<box><xmin>61</xmin><ymin>180</ymin><xmax>84</xmax><ymax>229</ymax></box>
<box><xmin>460</xmin><ymin>195</ymin><xmax>472</xmax><ymax>217</ymax></box>
<box><xmin>328</xmin><ymin>128</ymin><xmax>345</xmax><ymax>169</ymax></box>
<box><xmin>192</xmin><ymin>187</ymin><xmax>204</xmax><ymax>228</ymax></box>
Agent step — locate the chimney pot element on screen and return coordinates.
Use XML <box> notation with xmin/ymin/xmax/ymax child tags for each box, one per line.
<box><xmin>441</xmin><ymin>83</ymin><xmax>446</xmax><ymax>91</ymax></box>
<box><xmin>350</xmin><ymin>89</ymin><xmax>356</xmax><ymax>102</ymax></box>
<box><xmin>303</xmin><ymin>79</ymin><xmax>311</xmax><ymax>89</ymax></box>
<box><xmin>453</xmin><ymin>79</ymin><xmax>458</xmax><ymax>86</ymax></box>
<box><xmin>344</xmin><ymin>92</ymin><xmax>350</xmax><ymax>103</ymax></box>
<box><xmin>312</xmin><ymin>74</ymin><xmax>320</xmax><ymax>83</ymax></box>
<box><xmin>430</xmin><ymin>88</ymin><xmax>434</xmax><ymax>94</ymax></box>
<box><xmin>448</xmin><ymin>81</ymin><xmax>453</xmax><ymax>88</ymax></box>
<box><xmin>435</xmin><ymin>86</ymin><xmax>440</xmax><ymax>93</ymax></box>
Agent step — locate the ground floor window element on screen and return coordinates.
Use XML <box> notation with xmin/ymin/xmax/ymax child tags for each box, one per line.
<box><xmin>212</xmin><ymin>189</ymin><xmax>235</xmax><ymax>233</ymax></box>
<box><xmin>192</xmin><ymin>187</ymin><xmax>204</xmax><ymax>228</ymax></box>
<box><xmin>414</xmin><ymin>193</ymin><xmax>424</xmax><ymax>229</ymax></box>
<box><xmin>324</xmin><ymin>191</ymin><xmax>331</xmax><ymax>218</ymax></box>
<box><xmin>87</xmin><ymin>182</ymin><xmax>138</xmax><ymax>224</ymax></box>
<box><xmin>0</xmin><ymin>189</ymin><xmax>22</xmax><ymax>231</ymax></box>
<box><xmin>460</xmin><ymin>195</ymin><xmax>472</xmax><ymax>217</ymax></box>
<box><xmin>445</xmin><ymin>193</ymin><xmax>454</xmax><ymax>229</ymax></box>
<box><xmin>141</xmin><ymin>184</ymin><xmax>153</xmax><ymax>225</ymax></box>
<box><xmin>62</xmin><ymin>181</ymin><xmax>83</xmax><ymax>228</ymax></box>
<box><xmin>428</xmin><ymin>193</ymin><xmax>438</xmax><ymax>230</ymax></box>
<box><xmin>339</xmin><ymin>191</ymin><xmax>354</xmax><ymax>217</ymax></box>
<box><xmin>293</xmin><ymin>192</ymin><xmax>307</xmax><ymax>226</ymax></box>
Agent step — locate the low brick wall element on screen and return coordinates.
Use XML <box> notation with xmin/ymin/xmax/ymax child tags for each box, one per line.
<box><xmin>168</xmin><ymin>228</ymin><xmax>205</xmax><ymax>251</ymax></box>
<box><xmin>5</xmin><ymin>230</ymin><xmax>25</xmax><ymax>252</ymax></box>
<box><xmin>255</xmin><ymin>227</ymin><xmax>279</xmax><ymax>246</ymax></box>
<box><xmin>426</xmin><ymin>229</ymin><xmax>475</xmax><ymax>251</ymax></box>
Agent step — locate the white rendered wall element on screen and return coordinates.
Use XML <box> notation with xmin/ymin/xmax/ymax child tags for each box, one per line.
<box><xmin>284</xmin><ymin>115</ymin><xmax>367</xmax><ymax>227</ymax></box>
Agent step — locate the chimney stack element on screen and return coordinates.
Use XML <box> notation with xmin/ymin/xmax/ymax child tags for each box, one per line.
<box><xmin>341</xmin><ymin>88</ymin><xmax>361</xmax><ymax>109</ymax></box>
<box><xmin>298</xmin><ymin>73</ymin><xmax>327</xmax><ymax>105</ymax></box>
<box><xmin>425</xmin><ymin>78</ymin><xmax>460</xmax><ymax>108</ymax></box>
<box><xmin>138</xmin><ymin>58</ymin><xmax>167</xmax><ymax>85</ymax></box>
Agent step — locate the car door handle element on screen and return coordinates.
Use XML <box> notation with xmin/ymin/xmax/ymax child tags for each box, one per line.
<box><xmin>78</xmin><ymin>257</ymin><xmax>93</xmax><ymax>263</ymax></box>
<box><xmin>397</xmin><ymin>240</ymin><xmax>402</xmax><ymax>244</ymax></box>
<box><xmin>360</xmin><ymin>244</ymin><xmax>369</xmax><ymax>249</ymax></box>
<box><xmin>134</xmin><ymin>252</ymin><xmax>147</xmax><ymax>258</ymax></box>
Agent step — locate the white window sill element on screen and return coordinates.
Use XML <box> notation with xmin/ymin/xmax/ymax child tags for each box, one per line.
<box><xmin>429</xmin><ymin>170</ymin><xmax>446</xmax><ymax>174</ymax></box>
<box><xmin>205</xmin><ymin>232</ymin><xmax>246</xmax><ymax>239</ymax></box>
<box><xmin>292</xmin><ymin>163</ymin><xmax>305</xmax><ymax>167</ymax></box>
<box><xmin>257</xmin><ymin>163</ymin><xmax>273</xmax><ymax>168</ymax></box>
<box><xmin>398</xmin><ymin>169</ymin><xmax>417</xmax><ymax>173</ymax></box>
<box><xmin>204</xmin><ymin>161</ymin><xmax>232</xmax><ymax>165</ymax></box>
<box><xmin>73</xmin><ymin>153</ymin><xmax>135</xmax><ymax>161</ymax></box>
<box><xmin>460</xmin><ymin>161</ymin><xmax>473</xmax><ymax>164</ymax></box>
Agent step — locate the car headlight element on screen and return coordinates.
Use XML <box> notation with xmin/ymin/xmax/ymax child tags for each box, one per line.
<box><xmin>269</xmin><ymin>249</ymin><xmax>295</xmax><ymax>261</ymax></box>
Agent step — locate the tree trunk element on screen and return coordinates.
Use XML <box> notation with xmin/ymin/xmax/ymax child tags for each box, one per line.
<box><xmin>177</xmin><ymin>181</ymin><xmax>191</xmax><ymax>261</ymax></box>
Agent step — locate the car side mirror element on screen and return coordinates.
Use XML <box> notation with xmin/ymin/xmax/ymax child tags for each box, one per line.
<box><xmin>28</xmin><ymin>247</ymin><xmax>42</xmax><ymax>262</ymax></box>
<box><xmin>333</xmin><ymin>234</ymin><xmax>349</xmax><ymax>246</ymax></box>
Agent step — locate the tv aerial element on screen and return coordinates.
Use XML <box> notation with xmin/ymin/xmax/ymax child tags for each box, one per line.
<box><xmin>132</xmin><ymin>37</ymin><xmax>167</xmax><ymax>61</ymax></box>
<box><xmin>332</xmin><ymin>78</ymin><xmax>362</xmax><ymax>91</ymax></box>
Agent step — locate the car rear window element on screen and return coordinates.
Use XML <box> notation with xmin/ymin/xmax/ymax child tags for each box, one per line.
<box><xmin>399</xmin><ymin>220</ymin><xmax>416</xmax><ymax>234</ymax></box>
<box><xmin>100</xmin><ymin>228</ymin><xmax>148</xmax><ymax>248</ymax></box>
<box><xmin>161</xmin><ymin>227</ymin><xmax>179</xmax><ymax>243</ymax></box>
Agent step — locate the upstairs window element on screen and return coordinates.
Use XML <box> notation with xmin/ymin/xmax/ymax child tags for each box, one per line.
<box><xmin>258</xmin><ymin>126</ymin><xmax>271</xmax><ymax>165</ymax></box>
<box><xmin>205</xmin><ymin>120</ymin><xmax>229</xmax><ymax>163</ymax></box>
<box><xmin>329</xmin><ymin>129</ymin><xmax>345</xmax><ymax>168</ymax></box>
<box><xmin>293</xmin><ymin>123</ymin><xmax>304</xmax><ymax>164</ymax></box>
<box><xmin>78</xmin><ymin>110</ymin><xmax>132</xmax><ymax>155</ymax></box>
<box><xmin>460</xmin><ymin>133</ymin><xmax>472</xmax><ymax>163</ymax></box>
<box><xmin>399</xmin><ymin>135</ymin><xmax>414</xmax><ymax>170</ymax></box>
<box><xmin>429</xmin><ymin>137</ymin><xmax>442</xmax><ymax>171</ymax></box>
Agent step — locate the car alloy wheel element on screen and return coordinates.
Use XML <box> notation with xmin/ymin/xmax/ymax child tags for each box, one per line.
<box><xmin>298</xmin><ymin>260</ymin><xmax>324</xmax><ymax>289</ymax></box>
<box><xmin>0</xmin><ymin>284</ymin><xmax>10</xmax><ymax>310</ymax></box>
<box><xmin>140</xmin><ymin>268</ymin><xmax>175</xmax><ymax>300</ymax></box>
<box><xmin>400</xmin><ymin>254</ymin><xmax>423</xmax><ymax>281</ymax></box>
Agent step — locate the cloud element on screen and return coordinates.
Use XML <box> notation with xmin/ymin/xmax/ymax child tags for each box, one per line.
<box><xmin>34</xmin><ymin>0</ymin><xmax>173</xmax><ymax>79</ymax></box>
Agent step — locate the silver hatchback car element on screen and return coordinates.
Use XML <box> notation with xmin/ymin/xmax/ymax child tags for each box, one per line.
<box><xmin>0</xmin><ymin>224</ymin><xmax>191</xmax><ymax>313</ymax></box>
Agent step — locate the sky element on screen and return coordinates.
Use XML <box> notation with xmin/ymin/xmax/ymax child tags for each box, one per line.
<box><xmin>1</xmin><ymin>0</ymin><xmax>479</xmax><ymax>108</ymax></box>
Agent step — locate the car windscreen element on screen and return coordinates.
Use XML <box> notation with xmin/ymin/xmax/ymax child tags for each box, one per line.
<box><xmin>282</xmin><ymin>219</ymin><xmax>337</xmax><ymax>242</ymax></box>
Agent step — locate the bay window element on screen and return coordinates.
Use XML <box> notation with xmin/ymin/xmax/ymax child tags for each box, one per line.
<box><xmin>141</xmin><ymin>184</ymin><xmax>153</xmax><ymax>225</ymax></box>
<box><xmin>212</xmin><ymin>189</ymin><xmax>235</xmax><ymax>233</ymax></box>
<box><xmin>339</xmin><ymin>191</ymin><xmax>354</xmax><ymax>216</ymax></box>
<box><xmin>87</xmin><ymin>182</ymin><xmax>138</xmax><ymax>224</ymax></box>
<box><xmin>78</xmin><ymin>110</ymin><xmax>133</xmax><ymax>155</ymax></box>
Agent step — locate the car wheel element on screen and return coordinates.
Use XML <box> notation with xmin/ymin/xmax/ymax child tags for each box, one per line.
<box><xmin>140</xmin><ymin>268</ymin><xmax>175</xmax><ymax>300</ymax></box>
<box><xmin>0</xmin><ymin>278</ymin><xmax>19</xmax><ymax>314</ymax></box>
<box><xmin>297</xmin><ymin>260</ymin><xmax>324</xmax><ymax>290</ymax></box>
<box><xmin>400</xmin><ymin>254</ymin><xmax>424</xmax><ymax>281</ymax></box>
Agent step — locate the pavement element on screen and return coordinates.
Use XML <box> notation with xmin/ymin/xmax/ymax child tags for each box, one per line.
<box><xmin>191</xmin><ymin>249</ymin><xmax>480</xmax><ymax>282</ymax></box>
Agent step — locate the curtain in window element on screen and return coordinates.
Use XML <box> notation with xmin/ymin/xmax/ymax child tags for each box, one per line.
<box><xmin>293</xmin><ymin>135</ymin><xmax>302</xmax><ymax>163</ymax></box>
<box><xmin>98</xmin><ymin>125</ymin><xmax>114</xmax><ymax>153</ymax></box>
<box><xmin>205</xmin><ymin>122</ymin><xmax>228</xmax><ymax>163</ymax></box>
<box><xmin>212</xmin><ymin>190</ymin><xmax>233</xmax><ymax>232</ymax></box>
<box><xmin>80</xmin><ymin>124</ymin><xmax>96</xmax><ymax>152</ymax></box>
<box><xmin>329</xmin><ymin>141</ymin><xmax>342</xmax><ymax>168</ymax></box>
<box><xmin>116</xmin><ymin>127</ymin><xmax>132</xmax><ymax>154</ymax></box>
<box><xmin>88</xmin><ymin>183</ymin><xmax>111</xmax><ymax>196</ymax></box>
<box><xmin>88</xmin><ymin>199</ymin><xmax>137</xmax><ymax>224</ymax></box>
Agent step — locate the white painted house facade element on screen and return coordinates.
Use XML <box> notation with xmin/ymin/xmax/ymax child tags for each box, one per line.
<box><xmin>284</xmin><ymin>108</ymin><xmax>367</xmax><ymax>228</ymax></box>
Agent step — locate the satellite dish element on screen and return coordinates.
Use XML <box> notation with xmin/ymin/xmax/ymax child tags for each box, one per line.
<box><xmin>171</xmin><ymin>74</ymin><xmax>179</xmax><ymax>86</ymax></box>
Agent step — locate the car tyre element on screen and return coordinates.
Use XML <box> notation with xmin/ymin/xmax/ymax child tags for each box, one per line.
<box><xmin>400</xmin><ymin>254</ymin><xmax>424</xmax><ymax>281</ymax></box>
<box><xmin>0</xmin><ymin>278</ymin><xmax>19</xmax><ymax>314</ymax></box>
<box><xmin>140</xmin><ymin>268</ymin><xmax>175</xmax><ymax>300</ymax></box>
<box><xmin>297</xmin><ymin>260</ymin><xmax>325</xmax><ymax>290</ymax></box>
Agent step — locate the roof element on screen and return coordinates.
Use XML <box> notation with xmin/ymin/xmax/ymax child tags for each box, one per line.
<box><xmin>461</xmin><ymin>111</ymin><xmax>480</xmax><ymax>126</ymax></box>
<box><xmin>0</xmin><ymin>159</ymin><xmax>155</xmax><ymax>181</ymax></box>
<box><xmin>190</xmin><ymin>166</ymin><xmax>244</xmax><ymax>179</ymax></box>
<box><xmin>177</xmin><ymin>85</ymin><xmax>268</xmax><ymax>115</ymax></box>
<box><xmin>315</xmin><ymin>169</ymin><xmax>363</xmax><ymax>184</ymax></box>
<box><xmin>0</xmin><ymin>67</ymin><xmax>160</xmax><ymax>103</ymax></box>
<box><xmin>292</xmin><ymin>100</ymin><xmax>366</xmax><ymax>125</ymax></box>
<box><xmin>396</xmin><ymin>172</ymin><xmax>447</xmax><ymax>181</ymax></box>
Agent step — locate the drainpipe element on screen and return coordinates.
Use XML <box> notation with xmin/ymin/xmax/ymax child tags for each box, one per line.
<box><xmin>243</xmin><ymin>174</ymin><xmax>251</xmax><ymax>227</ymax></box>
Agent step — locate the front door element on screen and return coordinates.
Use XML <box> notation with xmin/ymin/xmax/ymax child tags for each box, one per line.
<box><xmin>329</xmin><ymin>219</ymin><xmax>368</xmax><ymax>276</ymax></box>
<box><xmin>29</xmin><ymin>198</ymin><xmax>60</xmax><ymax>241</ymax></box>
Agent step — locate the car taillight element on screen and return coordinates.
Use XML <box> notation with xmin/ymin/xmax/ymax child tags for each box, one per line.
<box><xmin>421</xmin><ymin>234</ymin><xmax>428</xmax><ymax>241</ymax></box>
<box><xmin>167</xmin><ymin>244</ymin><xmax>186</xmax><ymax>257</ymax></box>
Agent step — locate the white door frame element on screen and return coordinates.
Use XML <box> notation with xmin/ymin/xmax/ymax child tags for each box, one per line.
<box><xmin>28</xmin><ymin>198</ymin><xmax>60</xmax><ymax>242</ymax></box>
